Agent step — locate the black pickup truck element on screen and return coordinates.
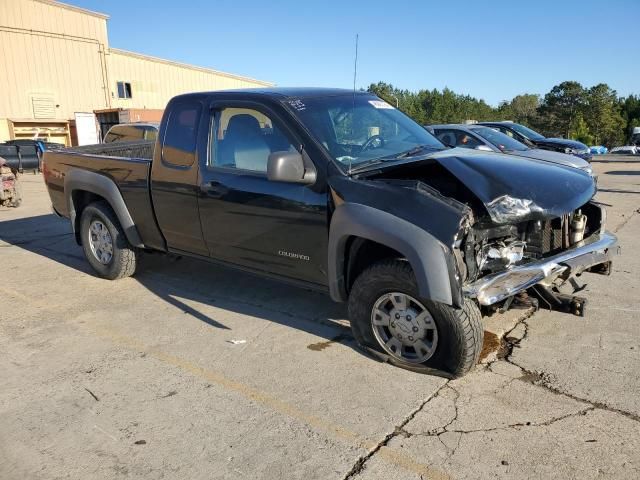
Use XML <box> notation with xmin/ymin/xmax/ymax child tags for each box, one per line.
<box><xmin>43</xmin><ymin>88</ymin><xmax>617</xmax><ymax>377</ymax></box>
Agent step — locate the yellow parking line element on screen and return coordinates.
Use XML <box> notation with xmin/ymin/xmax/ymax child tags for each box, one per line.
<box><xmin>0</xmin><ymin>283</ymin><xmax>449</xmax><ymax>478</ymax></box>
<box><xmin>92</xmin><ymin>323</ymin><xmax>450</xmax><ymax>479</ymax></box>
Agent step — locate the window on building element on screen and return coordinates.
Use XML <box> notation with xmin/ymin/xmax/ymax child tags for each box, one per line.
<box><xmin>117</xmin><ymin>81</ymin><xmax>132</xmax><ymax>99</ymax></box>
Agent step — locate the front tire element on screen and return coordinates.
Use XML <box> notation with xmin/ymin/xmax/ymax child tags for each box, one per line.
<box><xmin>80</xmin><ymin>201</ymin><xmax>138</xmax><ymax>280</ymax></box>
<box><xmin>348</xmin><ymin>260</ymin><xmax>483</xmax><ymax>377</ymax></box>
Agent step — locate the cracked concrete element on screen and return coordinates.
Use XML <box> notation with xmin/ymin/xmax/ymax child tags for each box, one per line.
<box><xmin>343</xmin><ymin>156</ymin><xmax>640</xmax><ymax>479</ymax></box>
<box><xmin>2</xmin><ymin>155</ymin><xmax>640</xmax><ymax>479</ymax></box>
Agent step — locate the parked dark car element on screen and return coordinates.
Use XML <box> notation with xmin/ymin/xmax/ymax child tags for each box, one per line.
<box><xmin>426</xmin><ymin>124</ymin><xmax>592</xmax><ymax>175</ymax></box>
<box><xmin>43</xmin><ymin>88</ymin><xmax>616</xmax><ymax>377</ymax></box>
<box><xmin>103</xmin><ymin>123</ymin><xmax>159</xmax><ymax>143</ymax></box>
<box><xmin>478</xmin><ymin>121</ymin><xmax>592</xmax><ymax>161</ymax></box>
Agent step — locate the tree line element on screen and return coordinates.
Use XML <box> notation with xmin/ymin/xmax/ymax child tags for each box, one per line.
<box><xmin>368</xmin><ymin>81</ymin><xmax>640</xmax><ymax>147</ymax></box>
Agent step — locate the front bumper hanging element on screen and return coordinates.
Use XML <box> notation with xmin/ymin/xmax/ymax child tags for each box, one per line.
<box><xmin>463</xmin><ymin>231</ymin><xmax>618</xmax><ymax>306</ymax></box>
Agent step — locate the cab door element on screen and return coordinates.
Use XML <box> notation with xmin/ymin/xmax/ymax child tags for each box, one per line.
<box><xmin>197</xmin><ymin>101</ymin><xmax>328</xmax><ymax>286</ymax></box>
<box><xmin>150</xmin><ymin>99</ymin><xmax>208</xmax><ymax>255</ymax></box>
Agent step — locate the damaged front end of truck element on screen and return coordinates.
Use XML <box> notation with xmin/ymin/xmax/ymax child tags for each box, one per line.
<box><xmin>345</xmin><ymin>150</ymin><xmax>618</xmax><ymax>315</ymax></box>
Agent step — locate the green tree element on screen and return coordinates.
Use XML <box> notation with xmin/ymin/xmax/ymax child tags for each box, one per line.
<box><xmin>539</xmin><ymin>81</ymin><xmax>586</xmax><ymax>137</ymax></box>
<box><xmin>583</xmin><ymin>84</ymin><xmax>626</xmax><ymax>146</ymax></box>
<box><xmin>367</xmin><ymin>80</ymin><xmax>636</xmax><ymax>146</ymax></box>
<box><xmin>505</xmin><ymin>94</ymin><xmax>540</xmax><ymax>125</ymax></box>
<box><xmin>620</xmin><ymin>94</ymin><xmax>640</xmax><ymax>142</ymax></box>
<box><xmin>568</xmin><ymin>113</ymin><xmax>593</xmax><ymax>145</ymax></box>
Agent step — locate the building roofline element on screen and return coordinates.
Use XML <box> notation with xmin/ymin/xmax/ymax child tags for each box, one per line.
<box><xmin>109</xmin><ymin>48</ymin><xmax>274</xmax><ymax>86</ymax></box>
<box><xmin>34</xmin><ymin>0</ymin><xmax>109</xmax><ymax>20</ymax></box>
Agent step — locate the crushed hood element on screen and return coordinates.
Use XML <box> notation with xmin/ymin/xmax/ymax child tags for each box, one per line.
<box><xmin>429</xmin><ymin>149</ymin><xmax>596</xmax><ymax>223</ymax></box>
<box><xmin>358</xmin><ymin>148</ymin><xmax>597</xmax><ymax>225</ymax></box>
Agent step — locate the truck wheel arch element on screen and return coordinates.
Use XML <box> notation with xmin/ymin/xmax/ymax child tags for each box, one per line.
<box><xmin>328</xmin><ymin>203</ymin><xmax>460</xmax><ymax>307</ymax></box>
<box><xmin>64</xmin><ymin>169</ymin><xmax>144</xmax><ymax>248</ymax></box>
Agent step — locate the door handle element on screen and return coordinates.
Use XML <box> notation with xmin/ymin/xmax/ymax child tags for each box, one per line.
<box><xmin>204</xmin><ymin>180</ymin><xmax>225</xmax><ymax>198</ymax></box>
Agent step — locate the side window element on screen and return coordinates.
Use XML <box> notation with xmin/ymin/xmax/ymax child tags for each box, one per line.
<box><xmin>500</xmin><ymin>127</ymin><xmax>515</xmax><ymax>138</ymax></box>
<box><xmin>435</xmin><ymin>129</ymin><xmax>458</xmax><ymax>147</ymax></box>
<box><xmin>211</xmin><ymin>107</ymin><xmax>295</xmax><ymax>173</ymax></box>
<box><xmin>162</xmin><ymin>102</ymin><xmax>202</xmax><ymax>167</ymax></box>
<box><xmin>454</xmin><ymin>131</ymin><xmax>482</xmax><ymax>149</ymax></box>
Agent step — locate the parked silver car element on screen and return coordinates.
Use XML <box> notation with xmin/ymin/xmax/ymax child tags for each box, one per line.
<box><xmin>426</xmin><ymin>124</ymin><xmax>593</xmax><ymax>175</ymax></box>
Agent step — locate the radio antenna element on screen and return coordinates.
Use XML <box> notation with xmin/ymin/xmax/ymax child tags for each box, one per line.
<box><xmin>349</xmin><ymin>33</ymin><xmax>359</xmax><ymax>174</ymax></box>
<box><xmin>353</xmin><ymin>33</ymin><xmax>359</xmax><ymax>94</ymax></box>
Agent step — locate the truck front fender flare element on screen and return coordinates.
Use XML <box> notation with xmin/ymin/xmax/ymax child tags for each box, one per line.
<box><xmin>328</xmin><ymin>203</ymin><xmax>460</xmax><ymax>307</ymax></box>
<box><xmin>64</xmin><ymin>169</ymin><xmax>144</xmax><ymax>247</ymax></box>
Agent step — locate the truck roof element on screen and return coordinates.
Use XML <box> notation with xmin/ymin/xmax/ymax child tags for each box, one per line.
<box><xmin>171</xmin><ymin>87</ymin><xmax>371</xmax><ymax>102</ymax></box>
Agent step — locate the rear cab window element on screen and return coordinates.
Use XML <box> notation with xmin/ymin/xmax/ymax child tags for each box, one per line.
<box><xmin>162</xmin><ymin>103</ymin><xmax>202</xmax><ymax>167</ymax></box>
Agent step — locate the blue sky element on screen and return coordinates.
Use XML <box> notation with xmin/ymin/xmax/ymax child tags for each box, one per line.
<box><xmin>73</xmin><ymin>0</ymin><xmax>637</xmax><ymax>106</ymax></box>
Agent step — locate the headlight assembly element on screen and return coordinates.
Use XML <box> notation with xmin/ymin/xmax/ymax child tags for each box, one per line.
<box><xmin>485</xmin><ymin>194</ymin><xmax>543</xmax><ymax>224</ymax></box>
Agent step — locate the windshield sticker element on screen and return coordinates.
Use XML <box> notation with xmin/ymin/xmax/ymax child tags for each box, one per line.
<box><xmin>368</xmin><ymin>100</ymin><xmax>394</xmax><ymax>109</ymax></box>
<box><xmin>287</xmin><ymin>99</ymin><xmax>306</xmax><ymax>111</ymax></box>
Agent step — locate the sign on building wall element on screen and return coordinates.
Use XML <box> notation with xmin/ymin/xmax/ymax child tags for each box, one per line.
<box><xmin>74</xmin><ymin>113</ymin><xmax>100</xmax><ymax>146</ymax></box>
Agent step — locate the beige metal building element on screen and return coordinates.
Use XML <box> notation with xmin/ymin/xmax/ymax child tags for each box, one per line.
<box><xmin>0</xmin><ymin>0</ymin><xmax>272</xmax><ymax>145</ymax></box>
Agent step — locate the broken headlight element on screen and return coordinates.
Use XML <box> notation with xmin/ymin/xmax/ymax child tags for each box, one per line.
<box><xmin>485</xmin><ymin>195</ymin><xmax>543</xmax><ymax>224</ymax></box>
<box><xmin>477</xmin><ymin>240</ymin><xmax>526</xmax><ymax>272</ymax></box>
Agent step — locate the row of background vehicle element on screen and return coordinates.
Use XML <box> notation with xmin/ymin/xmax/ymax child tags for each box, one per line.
<box><xmin>424</xmin><ymin>123</ymin><xmax>593</xmax><ymax>175</ymax></box>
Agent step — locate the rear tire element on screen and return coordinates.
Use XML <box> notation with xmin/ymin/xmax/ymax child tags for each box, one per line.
<box><xmin>348</xmin><ymin>259</ymin><xmax>483</xmax><ymax>377</ymax></box>
<box><xmin>80</xmin><ymin>201</ymin><xmax>138</xmax><ymax>280</ymax></box>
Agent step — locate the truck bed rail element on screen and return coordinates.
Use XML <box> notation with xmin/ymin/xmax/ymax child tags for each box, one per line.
<box><xmin>64</xmin><ymin>140</ymin><xmax>154</xmax><ymax>160</ymax></box>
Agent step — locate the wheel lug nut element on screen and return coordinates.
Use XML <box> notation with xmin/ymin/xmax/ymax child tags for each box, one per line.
<box><xmin>408</xmin><ymin>336</ymin><xmax>414</xmax><ymax>341</ymax></box>
<box><xmin>406</xmin><ymin>315</ymin><xmax>411</xmax><ymax>321</ymax></box>
<box><xmin>397</xmin><ymin>334</ymin><xmax>402</xmax><ymax>339</ymax></box>
<box><xmin>412</xmin><ymin>326</ymin><xmax>418</xmax><ymax>332</ymax></box>
<box><xmin>395</xmin><ymin>313</ymin><xmax>400</xmax><ymax>319</ymax></box>
<box><xmin>391</xmin><ymin>322</ymin><xmax>395</xmax><ymax>328</ymax></box>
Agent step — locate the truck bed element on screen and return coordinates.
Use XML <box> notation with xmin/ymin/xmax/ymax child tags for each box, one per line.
<box><xmin>43</xmin><ymin>139</ymin><xmax>165</xmax><ymax>250</ymax></box>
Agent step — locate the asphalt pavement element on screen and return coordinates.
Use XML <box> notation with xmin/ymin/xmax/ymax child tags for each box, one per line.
<box><xmin>1</xmin><ymin>155</ymin><xmax>638</xmax><ymax>479</ymax></box>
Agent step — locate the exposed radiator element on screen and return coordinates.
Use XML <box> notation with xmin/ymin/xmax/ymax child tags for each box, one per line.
<box><xmin>527</xmin><ymin>214</ymin><xmax>570</xmax><ymax>256</ymax></box>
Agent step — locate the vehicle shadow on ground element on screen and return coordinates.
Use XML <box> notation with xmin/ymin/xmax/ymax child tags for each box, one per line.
<box><xmin>0</xmin><ymin>214</ymin><xmax>356</xmax><ymax>351</ymax></box>
<box><xmin>597</xmin><ymin>188</ymin><xmax>640</xmax><ymax>195</ymax></box>
<box><xmin>604</xmin><ymin>171</ymin><xmax>640</xmax><ymax>176</ymax></box>
<box><xmin>591</xmin><ymin>159</ymin><xmax>640</xmax><ymax>164</ymax></box>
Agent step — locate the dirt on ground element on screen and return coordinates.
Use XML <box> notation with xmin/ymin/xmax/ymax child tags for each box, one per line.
<box><xmin>1</xmin><ymin>156</ymin><xmax>639</xmax><ymax>479</ymax></box>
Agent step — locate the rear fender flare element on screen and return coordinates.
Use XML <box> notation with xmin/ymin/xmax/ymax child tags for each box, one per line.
<box><xmin>328</xmin><ymin>203</ymin><xmax>460</xmax><ymax>307</ymax></box>
<box><xmin>64</xmin><ymin>169</ymin><xmax>144</xmax><ymax>247</ymax></box>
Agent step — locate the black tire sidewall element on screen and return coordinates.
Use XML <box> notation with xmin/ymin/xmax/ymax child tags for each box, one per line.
<box><xmin>348</xmin><ymin>261</ymin><xmax>478</xmax><ymax>376</ymax></box>
<box><xmin>80</xmin><ymin>203</ymin><xmax>127</xmax><ymax>279</ymax></box>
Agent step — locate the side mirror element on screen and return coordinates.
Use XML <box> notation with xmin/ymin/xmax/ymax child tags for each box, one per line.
<box><xmin>475</xmin><ymin>145</ymin><xmax>493</xmax><ymax>152</ymax></box>
<box><xmin>267</xmin><ymin>151</ymin><xmax>315</xmax><ymax>184</ymax></box>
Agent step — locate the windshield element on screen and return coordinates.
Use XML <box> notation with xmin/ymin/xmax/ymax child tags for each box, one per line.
<box><xmin>287</xmin><ymin>94</ymin><xmax>444</xmax><ymax>169</ymax></box>
<box><xmin>472</xmin><ymin>127</ymin><xmax>529</xmax><ymax>151</ymax></box>
<box><xmin>509</xmin><ymin>123</ymin><xmax>545</xmax><ymax>141</ymax></box>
